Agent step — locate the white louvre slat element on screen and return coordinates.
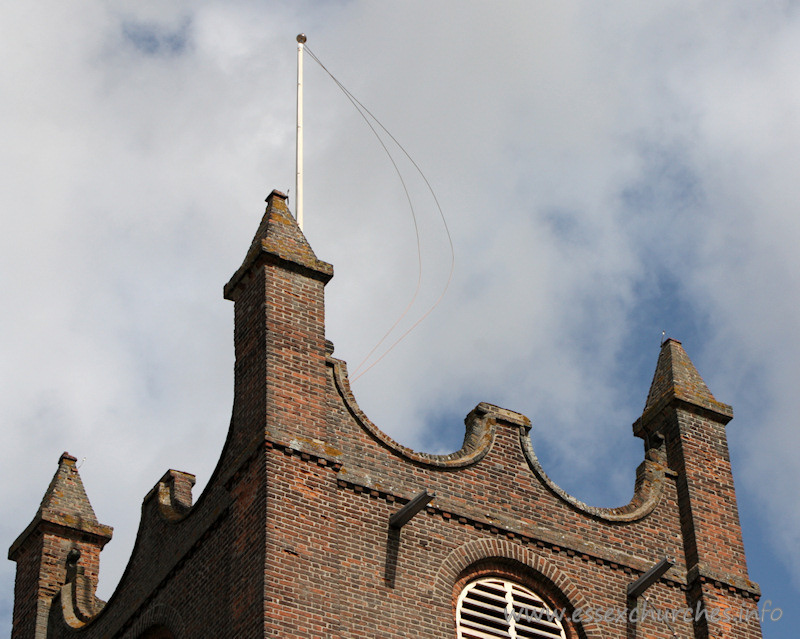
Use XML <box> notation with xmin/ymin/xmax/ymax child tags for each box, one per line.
<box><xmin>459</xmin><ymin>618</ymin><xmax>511</xmax><ymax>638</ymax></box>
<box><xmin>457</xmin><ymin>578</ymin><xmax>566</xmax><ymax>639</ymax></box>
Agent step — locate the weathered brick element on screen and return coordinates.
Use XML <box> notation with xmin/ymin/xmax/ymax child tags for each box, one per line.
<box><xmin>8</xmin><ymin>191</ymin><xmax>763</xmax><ymax>638</ymax></box>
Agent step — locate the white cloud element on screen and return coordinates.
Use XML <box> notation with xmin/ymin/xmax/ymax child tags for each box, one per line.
<box><xmin>2</xmin><ymin>1</ymin><xmax>798</xmax><ymax>633</ymax></box>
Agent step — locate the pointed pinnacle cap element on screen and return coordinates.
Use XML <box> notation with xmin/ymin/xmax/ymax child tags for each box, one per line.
<box><xmin>9</xmin><ymin>453</ymin><xmax>113</xmax><ymax>560</ymax></box>
<box><xmin>636</xmin><ymin>339</ymin><xmax>733</xmax><ymax>432</ymax></box>
<box><xmin>224</xmin><ymin>190</ymin><xmax>333</xmax><ymax>299</ymax></box>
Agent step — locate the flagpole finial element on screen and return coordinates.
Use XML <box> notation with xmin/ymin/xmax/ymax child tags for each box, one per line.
<box><xmin>297</xmin><ymin>33</ymin><xmax>307</xmax><ymax>43</ymax></box>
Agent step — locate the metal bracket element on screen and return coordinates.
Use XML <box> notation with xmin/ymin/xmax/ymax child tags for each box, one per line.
<box><xmin>389</xmin><ymin>489</ymin><xmax>434</xmax><ymax>529</ymax></box>
<box><xmin>628</xmin><ymin>556</ymin><xmax>675</xmax><ymax>600</ymax></box>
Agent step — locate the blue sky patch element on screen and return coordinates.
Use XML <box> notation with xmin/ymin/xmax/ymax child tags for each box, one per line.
<box><xmin>121</xmin><ymin>18</ymin><xmax>191</xmax><ymax>57</ymax></box>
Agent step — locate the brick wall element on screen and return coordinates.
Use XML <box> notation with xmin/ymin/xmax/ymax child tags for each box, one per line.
<box><xmin>9</xmin><ymin>191</ymin><xmax>763</xmax><ymax>638</ymax></box>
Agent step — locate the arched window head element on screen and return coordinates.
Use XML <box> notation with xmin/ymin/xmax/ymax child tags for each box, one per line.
<box><xmin>456</xmin><ymin>577</ymin><xmax>567</xmax><ymax>638</ymax></box>
<box><xmin>138</xmin><ymin>626</ymin><xmax>176</xmax><ymax>639</ymax></box>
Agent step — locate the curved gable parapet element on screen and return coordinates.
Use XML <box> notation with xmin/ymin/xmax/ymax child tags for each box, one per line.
<box><xmin>50</xmin><ymin>579</ymin><xmax>104</xmax><ymax>632</ymax></box>
<box><xmin>47</xmin><ymin>563</ymin><xmax>108</xmax><ymax>637</ymax></box>
<box><xmin>519</xmin><ymin>429</ymin><xmax>672</xmax><ymax>522</ymax></box>
<box><xmin>46</xmin><ymin>468</ymin><xmax>232</xmax><ymax>637</ymax></box>
<box><xmin>330</xmin><ymin>356</ymin><xmax>531</xmax><ymax>468</ymax></box>
<box><xmin>331</xmin><ymin>355</ymin><xmax>671</xmax><ymax>522</ymax></box>
<box><xmin>148</xmin><ymin>469</ymin><xmax>197</xmax><ymax>522</ymax></box>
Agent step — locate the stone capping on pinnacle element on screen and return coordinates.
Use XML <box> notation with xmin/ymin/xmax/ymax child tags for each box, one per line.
<box><xmin>8</xmin><ymin>452</ymin><xmax>113</xmax><ymax>560</ymax></box>
<box><xmin>635</xmin><ymin>338</ymin><xmax>733</xmax><ymax>433</ymax></box>
<box><xmin>224</xmin><ymin>189</ymin><xmax>333</xmax><ymax>300</ymax></box>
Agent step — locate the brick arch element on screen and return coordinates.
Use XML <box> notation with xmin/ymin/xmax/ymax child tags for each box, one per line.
<box><xmin>138</xmin><ymin>626</ymin><xmax>175</xmax><ymax>639</ymax></box>
<box><xmin>123</xmin><ymin>603</ymin><xmax>185</xmax><ymax>639</ymax></box>
<box><xmin>432</xmin><ymin>539</ymin><xmax>605</xmax><ymax>639</ymax></box>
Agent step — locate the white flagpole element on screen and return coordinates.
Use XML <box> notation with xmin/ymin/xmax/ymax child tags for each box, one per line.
<box><xmin>295</xmin><ymin>34</ymin><xmax>306</xmax><ymax>231</ymax></box>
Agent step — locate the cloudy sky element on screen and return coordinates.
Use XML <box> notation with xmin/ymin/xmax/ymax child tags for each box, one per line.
<box><xmin>1</xmin><ymin>1</ymin><xmax>798</xmax><ymax>635</ymax></box>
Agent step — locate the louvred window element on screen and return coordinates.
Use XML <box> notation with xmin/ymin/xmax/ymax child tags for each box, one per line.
<box><xmin>456</xmin><ymin>577</ymin><xmax>567</xmax><ymax>639</ymax></box>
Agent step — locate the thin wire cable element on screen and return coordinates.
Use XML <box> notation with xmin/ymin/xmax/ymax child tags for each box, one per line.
<box><xmin>305</xmin><ymin>47</ymin><xmax>455</xmax><ymax>381</ymax></box>
<box><xmin>305</xmin><ymin>46</ymin><xmax>423</xmax><ymax>377</ymax></box>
